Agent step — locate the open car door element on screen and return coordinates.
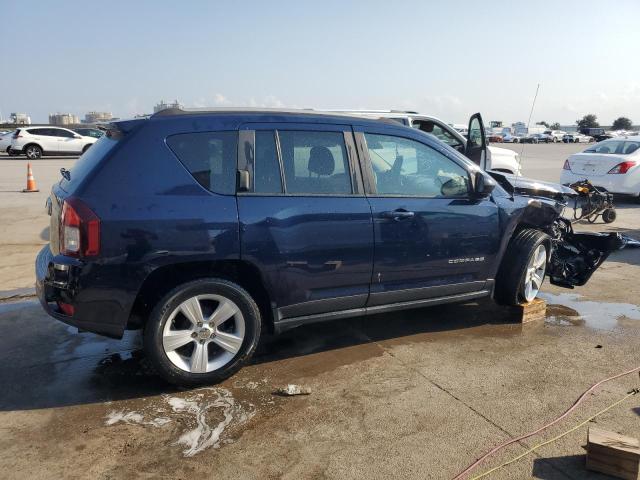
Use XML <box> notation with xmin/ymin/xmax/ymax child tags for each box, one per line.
<box><xmin>465</xmin><ymin>113</ymin><xmax>487</xmax><ymax>170</ymax></box>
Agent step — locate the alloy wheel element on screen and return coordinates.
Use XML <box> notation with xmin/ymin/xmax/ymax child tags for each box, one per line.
<box><xmin>162</xmin><ymin>294</ymin><xmax>245</xmax><ymax>373</ymax></box>
<box><xmin>26</xmin><ymin>146</ymin><xmax>41</xmax><ymax>159</ymax></box>
<box><xmin>523</xmin><ymin>244</ymin><xmax>547</xmax><ymax>302</ymax></box>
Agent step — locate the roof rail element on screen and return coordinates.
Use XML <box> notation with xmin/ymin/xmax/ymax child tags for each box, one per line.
<box><xmin>151</xmin><ymin>106</ymin><xmax>320</xmax><ymax>118</ymax></box>
<box><xmin>309</xmin><ymin>108</ymin><xmax>419</xmax><ymax>115</ymax></box>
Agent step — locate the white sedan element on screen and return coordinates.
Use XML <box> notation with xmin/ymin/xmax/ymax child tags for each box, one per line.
<box><xmin>0</xmin><ymin>130</ymin><xmax>14</xmax><ymax>153</ymax></box>
<box><xmin>560</xmin><ymin>137</ymin><xmax>640</xmax><ymax>196</ymax></box>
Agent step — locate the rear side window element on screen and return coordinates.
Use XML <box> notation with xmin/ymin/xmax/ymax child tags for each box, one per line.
<box><xmin>278</xmin><ymin>131</ymin><xmax>352</xmax><ymax>194</ymax></box>
<box><xmin>167</xmin><ymin>131</ymin><xmax>237</xmax><ymax>195</ymax></box>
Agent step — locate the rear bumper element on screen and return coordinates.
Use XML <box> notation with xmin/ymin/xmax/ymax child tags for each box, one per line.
<box><xmin>35</xmin><ymin>245</ymin><xmax>128</xmax><ymax>338</ymax></box>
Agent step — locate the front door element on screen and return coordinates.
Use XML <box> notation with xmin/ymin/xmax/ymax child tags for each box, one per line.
<box><xmin>56</xmin><ymin>129</ymin><xmax>83</xmax><ymax>153</ymax></box>
<box><xmin>356</xmin><ymin>126</ymin><xmax>500</xmax><ymax>306</ymax></box>
<box><xmin>237</xmin><ymin>123</ymin><xmax>374</xmax><ymax>322</ymax></box>
<box><xmin>465</xmin><ymin>113</ymin><xmax>488</xmax><ymax>170</ymax></box>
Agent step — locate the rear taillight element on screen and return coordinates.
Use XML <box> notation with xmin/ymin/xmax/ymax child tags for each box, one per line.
<box><xmin>562</xmin><ymin>159</ymin><xmax>571</xmax><ymax>171</ymax></box>
<box><xmin>61</xmin><ymin>198</ymin><xmax>100</xmax><ymax>257</ymax></box>
<box><xmin>607</xmin><ymin>161</ymin><xmax>636</xmax><ymax>174</ymax></box>
<box><xmin>57</xmin><ymin>301</ymin><xmax>75</xmax><ymax>316</ymax></box>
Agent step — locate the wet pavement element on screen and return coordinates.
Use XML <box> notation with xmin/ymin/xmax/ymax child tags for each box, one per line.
<box><xmin>1</xmin><ymin>284</ymin><xmax>639</xmax><ymax>479</ymax></box>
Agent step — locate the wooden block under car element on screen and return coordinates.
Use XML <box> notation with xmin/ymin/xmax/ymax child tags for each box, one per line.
<box><xmin>503</xmin><ymin>297</ymin><xmax>547</xmax><ymax>324</ymax></box>
<box><xmin>586</xmin><ymin>427</ymin><xmax>640</xmax><ymax>480</ymax></box>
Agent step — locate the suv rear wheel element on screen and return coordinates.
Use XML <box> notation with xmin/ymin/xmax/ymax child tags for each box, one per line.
<box><xmin>494</xmin><ymin>229</ymin><xmax>550</xmax><ymax>305</ymax></box>
<box><xmin>25</xmin><ymin>144</ymin><xmax>43</xmax><ymax>159</ymax></box>
<box><xmin>144</xmin><ymin>278</ymin><xmax>261</xmax><ymax>387</ymax></box>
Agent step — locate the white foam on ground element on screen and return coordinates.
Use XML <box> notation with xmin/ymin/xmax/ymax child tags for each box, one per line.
<box><xmin>104</xmin><ymin>387</ymin><xmax>255</xmax><ymax>457</ymax></box>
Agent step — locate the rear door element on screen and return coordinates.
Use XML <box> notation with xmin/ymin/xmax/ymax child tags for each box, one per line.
<box><xmin>26</xmin><ymin>128</ymin><xmax>56</xmax><ymax>152</ymax></box>
<box><xmin>354</xmin><ymin>124</ymin><xmax>500</xmax><ymax>306</ymax></box>
<box><xmin>237</xmin><ymin>123</ymin><xmax>374</xmax><ymax>322</ymax></box>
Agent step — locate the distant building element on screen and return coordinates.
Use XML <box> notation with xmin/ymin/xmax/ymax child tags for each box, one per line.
<box><xmin>153</xmin><ymin>99</ymin><xmax>183</xmax><ymax>113</ymax></box>
<box><xmin>49</xmin><ymin>113</ymin><xmax>79</xmax><ymax>125</ymax></box>
<box><xmin>10</xmin><ymin>113</ymin><xmax>31</xmax><ymax>125</ymax></box>
<box><xmin>83</xmin><ymin>111</ymin><xmax>115</xmax><ymax>124</ymax></box>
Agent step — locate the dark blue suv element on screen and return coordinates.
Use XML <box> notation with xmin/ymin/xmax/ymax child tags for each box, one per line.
<box><xmin>36</xmin><ymin>109</ymin><xmax>621</xmax><ymax>386</ymax></box>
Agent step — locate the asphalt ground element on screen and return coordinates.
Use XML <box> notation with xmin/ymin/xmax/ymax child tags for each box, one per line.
<box><xmin>0</xmin><ymin>145</ymin><xmax>638</xmax><ymax>479</ymax></box>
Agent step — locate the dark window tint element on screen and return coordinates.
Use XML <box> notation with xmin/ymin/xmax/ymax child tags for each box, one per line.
<box><xmin>254</xmin><ymin>131</ymin><xmax>282</xmax><ymax>193</ymax></box>
<box><xmin>167</xmin><ymin>131</ymin><xmax>237</xmax><ymax>195</ymax></box>
<box><xmin>55</xmin><ymin>129</ymin><xmax>75</xmax><ymax>138</ymax></box>
<box><xmin>278</xmin><ymin>131</ymin><xmax>351</xmax><ymax>194</ymax></box>
<box><xmin>27</xmin><ymin>128</ymin><xmax>48</xmax><ymax>136</ymax></box>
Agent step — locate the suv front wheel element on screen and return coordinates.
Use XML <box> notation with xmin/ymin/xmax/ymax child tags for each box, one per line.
<box><xmin>144</xmin><ymin>278</ymin><xmax>261</xmax><ymax>387</ymax></box>
<box><xmin>494</xmin><ymin>229</ymin><xmax>550</xmax><ymax>305</ymax></box>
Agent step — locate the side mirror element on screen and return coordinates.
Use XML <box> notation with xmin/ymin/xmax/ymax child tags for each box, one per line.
<box><xmin>474</xmin><ymin>171</ymin><xmax>496</xmax><ymax>197</ymax></box>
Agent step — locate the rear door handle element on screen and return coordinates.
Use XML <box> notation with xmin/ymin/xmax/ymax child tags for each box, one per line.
<box><xmin>381</xmin><ymin>209</ymin><xmax>415</xmax><ymax>220</ymax></box>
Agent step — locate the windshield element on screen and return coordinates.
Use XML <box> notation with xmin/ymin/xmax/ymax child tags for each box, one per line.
<box><xmin>584</xmin><ymin>140</ymin><xmax>640</xmax><ymax>155</ymax></box>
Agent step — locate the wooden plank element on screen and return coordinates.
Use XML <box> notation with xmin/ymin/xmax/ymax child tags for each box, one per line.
<box><xmin>586</xmin><ymin>427</ymin><xmax>640</xmax><ymax>480</ymax></box>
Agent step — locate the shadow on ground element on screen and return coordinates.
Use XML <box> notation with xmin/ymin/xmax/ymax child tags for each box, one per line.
<box><xmin>0</xmin><ymin>298</ymin><xmax>526</xmax><ymax>412</ymax></box>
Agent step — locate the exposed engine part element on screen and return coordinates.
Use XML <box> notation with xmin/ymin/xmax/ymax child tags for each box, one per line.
<box><xmin>546</xmin><ymin>217</ymin><xmax>625</xmax><ymax>287</ymax></box>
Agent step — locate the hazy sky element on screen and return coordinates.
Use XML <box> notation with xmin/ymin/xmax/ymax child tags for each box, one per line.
<box><xmin>2</xmin><ymin>0</ymin><xmax>640</xmax><ymax>125</ymax></box>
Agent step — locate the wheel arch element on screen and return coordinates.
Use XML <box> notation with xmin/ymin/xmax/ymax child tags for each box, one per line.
<box><xmin>127</xmin><ymin>259</ymin><xmax>274</xmax><ymax>333</ymax></box>
<box><xmin>23</xmin><ymin>142</ymin><xmax>44</xmax><ymax>155</ymax></box>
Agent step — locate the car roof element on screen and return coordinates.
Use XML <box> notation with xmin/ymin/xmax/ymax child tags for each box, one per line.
<box><xmin>147</xmin><ymin>107</ymin><xmax>409</xmax><ymax>129</ymax></box>
<box><xmin>597</xmin><ymin>135</ymin><xmax>640</xmax><ymax>141</ymax></box>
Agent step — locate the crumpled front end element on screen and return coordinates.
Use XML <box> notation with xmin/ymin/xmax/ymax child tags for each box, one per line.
<box><xmin>546</xmin><ymin>218</ymin><xmax>625</xmax><ymax>288</ymax></box>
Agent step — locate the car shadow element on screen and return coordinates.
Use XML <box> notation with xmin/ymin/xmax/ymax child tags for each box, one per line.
<box><xmin>532</xmin><ymin>453</ymin><xmax>616</xmax><ymax>479</ymax></box>
<box><xmin>0</xmin><ymin>298</ymin><xmax>526</xmax><ymax>412</ymax></box>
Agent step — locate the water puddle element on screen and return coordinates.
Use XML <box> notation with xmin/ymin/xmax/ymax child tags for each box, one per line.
<box><xmin>105</xmin><ymin>387</ymin><xmax>256</xmax><ymax>457</ymax></box>
<box><xmin>541</xmin><ymin>292</ymin><xmax>640</xmax><ymax>330</ymax></box>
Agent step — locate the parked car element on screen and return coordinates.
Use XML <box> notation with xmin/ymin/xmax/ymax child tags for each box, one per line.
<box><xmin>487</xmin><ymin>132</ymin><xmax>503</xmax><ymax>143</ymax></box>
<box><xmin>73</xmin><ymin>127</ymin><xmax>105</xmax><ymax>139</ymax></box>
<box><xmin>562</xmin><ymin>132</ymin><xmax>593</xmax><ymax>143</ymax></box>
<box><xmin>561</xmin><ymin>137</ymin><xmax>640</xmax><ymax>197</ymax></box>
<box><xmin>579</xmin><ymin>127</ymin><xmax>612</xmax><ymax>142</ymax></box>
<box><xmin>521</xmin><ymin>133</ymin><xmax>551</xmax><ymax>144</ymax></box>
<box><xmin>0</xmin><ymin>130</ymin><xmax>15</xmax><ymax>153</ymax></box>
<box><xmin>543</xmin><ymin>130</ymin><xmax>567</xmax><ymax>142</ymax></box>
<box><xmin>320</xmin><ymin>110</ymin><xmax>522</xmax><ymax>175</ymax></box>
<box><xmin>36</xmin><ymin>108</ymin><xmax>622</xmax><ymax>386</ymax></box>
<box><xmin>10</xmin><ymin>126</ymin><xmax>98</xmax><ymax>158</ymax></box>
<box><xmin>502</xmin><ymin>133</ymin><xmax>521</xmax><ymax>143</ymax></box>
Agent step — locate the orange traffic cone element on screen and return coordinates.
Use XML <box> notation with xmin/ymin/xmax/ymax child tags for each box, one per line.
<box><xmin>22</xmin><ymin>162</ymin><xmax>39</xmax><ymax>193</ymax></box>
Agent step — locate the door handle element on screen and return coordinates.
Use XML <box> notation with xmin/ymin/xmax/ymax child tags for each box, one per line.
<box><xmin>381</xmin><ymin>209</ymin><xmax>415</xmax><ymax>220</ymax></box>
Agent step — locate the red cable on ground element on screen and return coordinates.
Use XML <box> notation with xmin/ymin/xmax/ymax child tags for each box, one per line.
<box><xmin>452</xmin><ymin>365</ymin><xmax>640</xmax><ymax>480</ymax></box>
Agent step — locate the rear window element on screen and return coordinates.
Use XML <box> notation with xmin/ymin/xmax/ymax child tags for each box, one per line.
<box><xmin>166</xmin><ymin>131</ymin><xmax>237</xmax><ymax>195</ymax></box>
<box><xmin>584</xmin><ymin>140</ymin><xmax>640</xmax><ymax>155</ymax></box>
<box><xmin>60</xmin><ymin>135</ymin><xmax>119</xmax><ymax>192</ymax></box>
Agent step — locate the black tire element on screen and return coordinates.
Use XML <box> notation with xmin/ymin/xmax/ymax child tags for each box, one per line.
<box><xmin>24</xmin><ymin>144</ymin><xmax>43</xmax><ymax>159</ymax></box>
<box><xmin>494</xmin><ymin>228</ymin><xmax>550</xmax><ymax>305</ymax></box>
<box><xmin>143</xmin><ymin>278</ymin><xmax>261</xmax><ymax>387</ymax></box>
<box><xmin>602</xmin><ymin>208</ymin><xmax>616</xmax><ymax>223</ymax></box>
<box><xmin>5</xmin><ymin>146</ymin><xmax>10</xmax><ymax>154</ymax></box>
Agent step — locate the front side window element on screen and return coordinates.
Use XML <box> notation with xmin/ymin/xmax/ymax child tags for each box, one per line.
<box><xmin>364</xmin><ymin>133</ymin><xmax>470</xmax><ymax>197</ymax></box>
<box><xmin>278</xmin><ymin>131</ymin><xmax>352</xmax><ymax>194</ymax></box>
<box><xmin>167</xmin><ymin>131</ymin><xmax>237</xmax><ymax>195</ymax></box>
<box><xmin>53</xmin><ymin>129</ymin><xmax>74</xmax><ymax>138</ymax></box>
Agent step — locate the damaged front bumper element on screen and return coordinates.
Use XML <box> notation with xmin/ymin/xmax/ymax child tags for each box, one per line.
<box><xmin>546</xmin><ymin>218</ymin><xmax>626</xmax><ymax>288</ymax></box>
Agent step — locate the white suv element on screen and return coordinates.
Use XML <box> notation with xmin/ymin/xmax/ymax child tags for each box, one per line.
<box><xmin>320</xmin><ymin>110</ymin><xmax>522</xmax><ymax>175</ymax></box>
<box><xmin>11</xmin><ymin>127</ymin><xmax>98</xmax><ymax>159</ymax></box>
